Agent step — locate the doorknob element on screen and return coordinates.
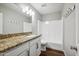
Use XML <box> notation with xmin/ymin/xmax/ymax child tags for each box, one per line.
<box><xmin>70</xmin><ymin>46</ymin><xmax>77</xmax><ymax>52</ymax></box>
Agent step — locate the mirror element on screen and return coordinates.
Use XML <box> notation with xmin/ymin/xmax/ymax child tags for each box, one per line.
<box><xmin>0</xmin><ymin>3</ymin><xmax>32</xmax><ymax>34</ymax></box>
<box><xmin>23</xmin><ymin>17</ymin><xmax>32</xmax><ymax>32</ymax></box>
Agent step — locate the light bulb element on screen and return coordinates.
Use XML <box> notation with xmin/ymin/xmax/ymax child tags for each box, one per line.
<box><xmin>45</xmin><ymin>21</ymin><xmax>49</xmax><ymax>24</ymax></box>
<box><xmin>22</xmin><ymin>6</ymin><xmax>29</xmax><ymax>13</ymax></box>
<box><xmin>31</xmin><ymin>11</ymin><xmax>35</xmax><ymax>16</ymax></box>
<box><xmin>29</xmin><ymin>9</ymin><xmax>32</xmax><ymax>16</ymax></box>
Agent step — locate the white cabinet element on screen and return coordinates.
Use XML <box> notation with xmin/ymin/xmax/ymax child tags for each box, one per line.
<box><xmin>29</xmin><ymin>43</ymin><xmax>37</xmax><ymax>56</ymax></box>
<box><xmin>0</xmin><ymin>36</ymin><xmax>41</xmax><ymax>56</ymax></box>
<box><xmin>29</xmin><ymin>37</ymin><xmax>41</xmax><ymax>56</ymax></box>
<box><xmin>4</xmin><ymin>42</ymin><xmax>29</xmax><ymax>56</ymax></box>
<box><xmin>29</xmin><ymin>39</ymin><xmax>37</xmax><ymax>56</ymax></box>
<box><xmin>36</xmin><ymin>37</ymin><xmax>41</xmax><ymax>56</ymax></box>
<box><xmin>18</xmin><ymin>50</ymin><xmax>29</xmax><ymax>56</ymax></box>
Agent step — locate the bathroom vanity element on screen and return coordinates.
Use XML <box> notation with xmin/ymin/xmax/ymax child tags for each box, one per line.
<box><xmin>0</xmin><ymin>33</ymin><xmax>41</xmax><ymax>56</ymax></box>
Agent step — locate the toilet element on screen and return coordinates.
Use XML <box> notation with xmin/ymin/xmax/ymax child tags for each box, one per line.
<box><xmin>41</xmin><ymin>40</ymin><xmax>47</xmax><ymax>51</ymax></box>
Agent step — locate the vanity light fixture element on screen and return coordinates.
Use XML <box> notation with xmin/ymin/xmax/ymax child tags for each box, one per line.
<box><xmin>22</xmin><ymin>6</ymin><xmax>35</xmax><ymax>16</ymax></box>
<box><xmin>30</xmin><ymin>11</ymin><xmax>35</xmax><ymax>16</ymax></box>
<box><xmin>26</xmin><ymin>10</ymin><xmax>30</xmax><ymax>14</ymax></box>
<box><xmin>22</xmin><ymin>6</ymin><xmax>29</xmax><ymax>13</ymax></box>
<box><xmin>15</xmin><ymin>3</ymin><xmax>35</xmax><ymax>16</ymax></box>
<box><xmin>32</xmin><ymin>11</ymin><xmax>35</xmax><ymax>16</ymax></box>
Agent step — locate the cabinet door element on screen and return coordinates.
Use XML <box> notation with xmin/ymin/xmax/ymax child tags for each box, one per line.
<box><xmin>18</xmin><ymin>50</ymin><xmax>29</xmax><ymax>56</ymax></box>
<box><xmin>0</xmin><ymin>53</ymin><xmax>4</xmax><ymax>56</ymax></box>
<box><xmin>29</xmin><ymin>38</ymin><xmax>37</xmax><ymax>56</ymax></box>
<box><xmin>29</xmin><ymin>37</ymin><xmax>41</xmax><ymax>56</ymax></box>
<box><xmin>29</xmin><ymin>44</ymin><xmax>37</xmax><ymax>56</ymax></box>
<box><xmin>36</xmin><ymin>38</ymin><xmax>41</xmax><ymax>56</ymax></box>
<box><xmin>4</xmin><ymin>42</ymin><xmax>29</xmax><ymax>56</ymax></box>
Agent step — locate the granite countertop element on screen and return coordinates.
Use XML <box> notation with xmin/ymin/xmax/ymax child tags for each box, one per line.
<box><xmin>0</xmin><ymin>34</ymin><xmax>41</xmax><ymax>52</ymax></box>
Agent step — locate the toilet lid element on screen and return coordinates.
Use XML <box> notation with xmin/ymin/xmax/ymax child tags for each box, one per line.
<box><xmin>41</xmin><ymin>40</ymin><xmax>47</xmax><ymax>45</ymax></box>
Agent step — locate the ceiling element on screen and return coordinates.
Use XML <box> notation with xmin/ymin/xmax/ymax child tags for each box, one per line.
<box><xmin>31</xmin><ymin>3</ymin><xmax>64</xmax><ymax>15</ymax></box>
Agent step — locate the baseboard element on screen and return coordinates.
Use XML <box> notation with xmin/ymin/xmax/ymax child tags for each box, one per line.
<box><xmin>46</xmin><ymin>42</ymin><xmax>63</xmax><ymax>51</ymax></box>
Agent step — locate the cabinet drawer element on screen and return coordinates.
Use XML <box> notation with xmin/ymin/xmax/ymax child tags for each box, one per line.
<box><xmin>0</xmin><ymin>53</ymin><xmax>4</xmax><ymax>56</ymax></box>
<box><xmin>29</xmin><ymin>44</ymin><xmax>37</xmax><ymax>56</ymax></box>
<box><xmin>4</xmin><ymin>42</ymin><xmax>29</xmax><ymax>56</ymax></box>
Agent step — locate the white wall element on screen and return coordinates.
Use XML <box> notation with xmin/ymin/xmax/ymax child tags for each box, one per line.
<box><xmin>32</xmin><ymin>11</ymin><xmax>42</xmax><ymax>34</ymax></box>
<box><xmin>37</xmin><ymin>20</ymin><xmax>42</xmax><ymax>35</ymax></box>
<box><xmin>0</xmin><ymin>4</ymin><xmax>31</xmax><ymax>34</ymax></box>
<box><xmin>76</xmin><ymin>4</ymin><xmax>79</xmax><ymax>44</ymax></box>
<box><xmin>0</xmin><ymin>13</ymin><xmax>3</xmax><ymax>34</ymax></box>
<box><xmin>62</xmin><ymin>3</ymin><xmax>77</xmax><ymax>56</ymax></box>
<box><xmin>32</xmin><ymin>15</ymin><xmax>38</xmax><ymax>34</ymax></box>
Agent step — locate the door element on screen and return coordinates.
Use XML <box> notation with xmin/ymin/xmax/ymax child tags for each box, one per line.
<box><xmin>36</xmin><ymin>38</ymin><xmax>41</xmax><ymax>56</ymax></box>
<box><xmin>29</xmin><ymin>44</ymin><xmax>37</xmax><ymax>56</ymax></box>
<box><xmin>18</xmin><ymin>50</ymin><xmax>29</xmax><ymax>56</ymax></box>
<box><xmin>29</xmin><ymin>38</ymin><xmax>41</xmax><ymax>56</ymax></box>
<box><xmin>29</xmin><ymin>39</ymin><xmax>37</xmax><ymax>56</ymax></box>
<box><xmin>63</xmin><ymin>10</ymin><xmax>77</xmax><ymax>56</ymax></box>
